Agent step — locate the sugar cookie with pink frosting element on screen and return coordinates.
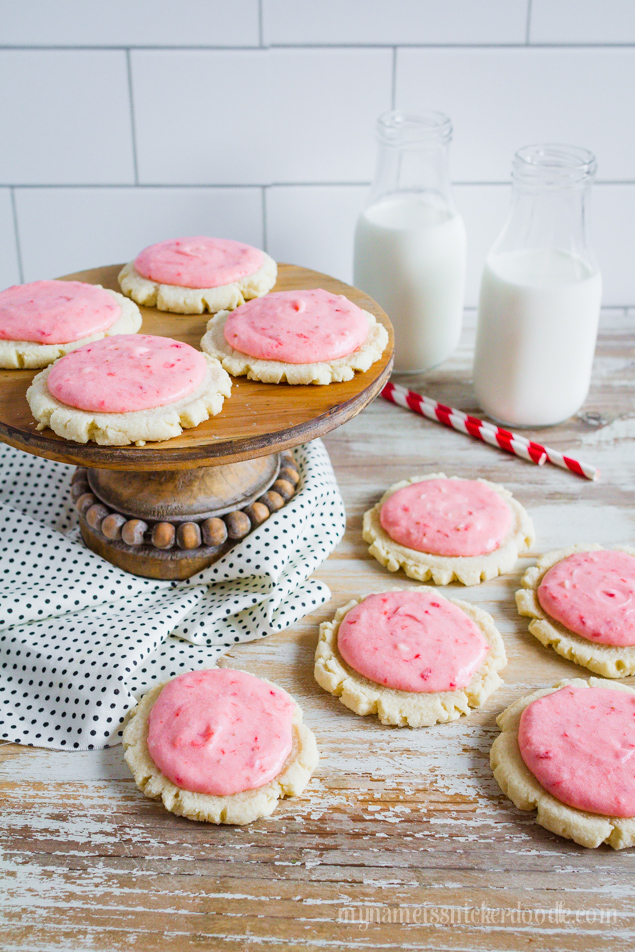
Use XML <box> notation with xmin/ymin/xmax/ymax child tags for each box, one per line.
<box><xmin>201</xmin><ymin>287</ymin><xmax>388</xmax><ymax>385</ymax></box>
<box><xmin>516</xmin><ymin>544</ymin><xmax>635</xmax><ymax>678</ymax></box>
<box><xmin>314</xmin><ymin>588</ymin><xmax>506</xmax><ymax>727</ymax></box>
<box><xmin>118</xmin><ymin>236</ymin><xmax>277</xmax><ymax>314</ymax></box>
<box><xmin>0</xmin><ymin>279</ymin><xmax>141</xmax><ymax>369</ymax></box>
<box><xmin>122</xmin><ymin>668</ymin><xmax>319</xmax><ymax>825</ymax></box>
<box><xmin>27</xmin><ymin>334</ymin><xmax>231</xmax><ymax>446</ymax></box>
<box><xmin>363</xmin><ymin>473</ymin><xmax>534</xmax><ymax>586</ymax></box>
<box><xmin>491</xmin><ymin>678</ymin><xmax>635</xmax><ymax>849</ymax></box>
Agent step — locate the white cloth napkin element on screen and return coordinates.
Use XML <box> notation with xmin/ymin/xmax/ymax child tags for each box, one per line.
<box><xmin>0</xmin><ymin>438</ymin><xmax>344</xmax><ymax>750</ymax></box>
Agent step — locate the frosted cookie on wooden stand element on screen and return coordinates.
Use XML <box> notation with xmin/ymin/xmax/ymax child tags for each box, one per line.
<box><xmin>201</xmin><ymin>287</ymin><xmax>388</xmax><ymax>385</ymax></box>
<box><xmin>118</xmin><ymin>236</ymin><xmax>277</xmax><ymax>314</ymax></box>
<box><xmin>27</xmin><ymin>334</ymin><xmax>231</xmax><ymax>446</ymax></box>
<box><xmin>123</xmin><ymin>668</ymin><xmax>319</xmax><ymax>824</ymax></box>
<box><xmin>363</xmin><ymin>473</ymin><xmax>534</xmax><ymax>585</ymax></box>
<box><xmin>516</xmin><ymin>544</ymin><xmax>635</xmax><ymax>677</ymax></box>
<box><xmin>314</xmin><ymin>588</ymin><xmax>506</xmax><ymax>727</ymax></box>
<box><xmin>491</xmin><ymin>678</ymin><xmax>635</xmax><ymax>849</ymax></box>
<box><xmin>0</xmin><ymin>279</ymin><xmax>141</xmax><ymax>369</ymax></box>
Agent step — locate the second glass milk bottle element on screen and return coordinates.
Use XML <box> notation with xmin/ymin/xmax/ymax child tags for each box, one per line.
<box><xmin>473</xmin><ymin>144</ymin><xmax>602</xmax><ymax>427</ymax></box>
<box><xmin>353</xmin><ymin>110</ymin><xmax>466</xmax><ymax>374</ymax></box>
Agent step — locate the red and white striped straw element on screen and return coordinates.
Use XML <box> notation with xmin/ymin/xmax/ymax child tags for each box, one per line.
<box><xmin>381</xmin><ymin>381</ymin><xmax>599</xmax><ymax>481</ymax></box>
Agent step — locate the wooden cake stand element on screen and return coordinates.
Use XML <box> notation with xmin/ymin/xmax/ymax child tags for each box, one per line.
<box><xmin>0</xmin><ymin>263</ymin><xmax>394</xmax><ymax>579</ymax></box>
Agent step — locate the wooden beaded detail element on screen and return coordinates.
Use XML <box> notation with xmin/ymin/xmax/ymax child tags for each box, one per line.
<box><xmin>72</xmin><ymin>457</ymin><xmax>300</xmax><ymax>557</ymax></box>
<box><xmin>258</xmin><ymin>490</ymin><xmax>285</xmax><ymax>513</ymax></box>
<box><xmin>177</xmin><ymin>522</ymin><xmax>201</xmax><ymax>550</ymax></box>
<box><xmin>243</xmin><ymin>501</ymin><xmax>269</xmax><ymax>528</ymax></box>
<box><xmin>76</xmin><ymin>492</ymin><xmax>97</xmax><ymax>515</ymax></box>
<box><xmin>272</xmin><ymin>478</ymin><xmax>294</xmax><ymax>501</ymax></box>
<box><xmin>71</xmin><ymin>467</ymin><xmax>88</xmax><ymax>485</ymax></box>
<box><xmin>279</xmin><ymin>466</ymin><xmax>300</xmax><ymax>487</ymax></box>
<box><xmin>101</xmin><ymin>513</ymin><xmax>126</xmax><ymax>541</ymax></box>
<box><xmin>152</xmin><ymin>522</ymin><xmax>176</xmax><ymax>550</ymax></box>
<box><xmin>85</xmin><ymin>503</ymin><xmax>109</xmax><ymax>531</ymax></box>
<box><xmin>70</xmin><ymin>480</ymin><xmax>90</xmax><ymax>501</ymax></box>
<box><xmin>201</xmin><ymin>517</ymin><xmax>228</xmax><ymax>547</ymax></box>
<box><xmin>121</xmin><ymin>519</ymin><xmax>148</xmax><ymax>547</ymax></box>
<box><xmin>225</xmin><ymin>511</ymin><xmax>251</xmax><ymax>540</ymax></box>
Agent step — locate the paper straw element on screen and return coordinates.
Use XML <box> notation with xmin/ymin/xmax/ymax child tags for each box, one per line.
<box><xmin>381</xmin><ymin>381</ymin><xmax>599</xmax><ymax>481</ymax></box>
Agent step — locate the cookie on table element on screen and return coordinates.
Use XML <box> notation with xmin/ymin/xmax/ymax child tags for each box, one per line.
<box><xmin>123</xmin><ymin>668</ymin><xmax>319</xmax><ymax>825</ymax></box>
<box><xmin>314</xmin><ymin>588</ymin><xmax>506</xmax><ymax>727</ymax></box>
<box><xmin>490</xmin><ymin>678</ymin><xmax>635</xmax><ymax>849</ymax></box>
<box><xmin>201</xmin><ymin>287</ymin><xmax>388</xmax><ymax>385</ymax></box>
<box><xmin>0</xmin><ymin>279</ymin><xmax>141</xmax><ymax>369</ymax></box>
<box><xmin>118</xmin><ymin>236</ymin><xmax>277</xmax><ymax>314</ymax></box>
<box><xmin>363</xmin><ymin>473</ymin><xmax>534</xmax><ymax>586</ymax></box>
<box><xmin>27</xmin><ymin>334</ymin><xmax>231</xmax><ymax>446</ymax></box>
<box><xmin>516</xmin><ymin>544</ymin><xmax>635</xmax><ymax>678</ymax></box>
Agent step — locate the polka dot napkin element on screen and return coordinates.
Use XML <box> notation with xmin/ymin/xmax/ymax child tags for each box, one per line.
<box><xmin>0</xmin><ymin>439</ymin><xmax>345</xmax><ymax>750</ymax></box>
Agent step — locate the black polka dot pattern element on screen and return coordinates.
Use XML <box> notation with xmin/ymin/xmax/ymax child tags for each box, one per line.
<box><xmin>0</xmin><ymin>440</ymin><xmax>345</xmax><ymax>750</ymax></box>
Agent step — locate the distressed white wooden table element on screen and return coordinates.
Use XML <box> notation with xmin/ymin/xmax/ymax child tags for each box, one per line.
<box><xmin>2</xmin><ymin>310</ymin><xmax>634</xmax><ymax>950</ymax></box>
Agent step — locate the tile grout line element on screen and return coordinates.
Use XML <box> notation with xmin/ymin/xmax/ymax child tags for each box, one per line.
<box><xmin>391</xmin><ymin>47</ymin><xmax>397</xmax><ymax>109</ymax></box>
<box><xmin>1</xmin><ymin>42</ymin><xmax>635</xmax><ymax>50</ymax></box>
<box><xmin>3</xmin><ymin>180</ymin><xmax>634</xmax><ymax>189</ymax></box>
<box><xmin>126</xmin><ymin>49</ymin><xmax>139</xmax><ymax>185</ymax></box>
<box><xmin>525</xmin><ymin>0</ymin><xmax>533</xmax><ymax>45</ymax></box>
<box><xmin>9</xmin><ymin>188</ymin><xmax>24</xmax><ymax>284</ymax></box>
<box><xmin>258</xmin><ymin>0</ymin><xmax>265</xmax><ymax>48</ymax></box>
<box><xmin>261</xmin><ymin>186</ymin><xmax>268</xmax><ymax>253</ymax></box>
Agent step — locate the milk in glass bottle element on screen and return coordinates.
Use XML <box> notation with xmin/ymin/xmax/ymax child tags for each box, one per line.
<box><xmin>473</xmin><ymin>145</ymin><xmax>602</xmax><ymax>427</ymax></box>
<box><xmin>354</xmin><ymin>110</ymin><xmax>466</xmax><ymax>373</ymax></box>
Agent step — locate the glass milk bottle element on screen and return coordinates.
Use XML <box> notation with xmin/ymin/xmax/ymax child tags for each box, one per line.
<box><xmin>354</xmin><ymin>110</ymin><xmax>466</xmax><ymax>373</ymax></box>
<box><xmin>473</xmin><ymin>144</ymin><xmax>602</xmax><ymax>427</ymax></box>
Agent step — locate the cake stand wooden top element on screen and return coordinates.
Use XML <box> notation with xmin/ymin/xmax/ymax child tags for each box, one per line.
<box><xmin>0</xmin><ymin>263</ymin><xmax>394</xmax><ymax>471</ymax></box>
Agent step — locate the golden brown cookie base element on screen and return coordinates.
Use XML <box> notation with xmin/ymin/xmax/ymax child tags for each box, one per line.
<box><xmin>200</xmin><ymin>309</ymin><xmax>389</xmax><ymax>385</ymax></box>
<box><xmin>118</xmin><ymin>254</ymin><xmax>277</xmax><ymax>315</ymax></box>
<box><xmin>363</xmin><ymin>473</ymin><xmax>534</xmax><ymax>586</ymax></box>
<box><xmin>122</xmin><ymin>675</ymin><xmax>319</xmax><ymax>825</ymax></box>
<box><xmin>516</xmin><ymin>544</ymin><xmax>635</xmax><ymax>678</ymax></box>
<box><xmin>27</xmin><ymin>354</ymin><xmax>232</xmax><ymax>446</ymax></box>
<box><xmin>490</xmin><ymin>678</ymin><xmax>635</xmax><ymax>849</ymax></box>
<box><xmin>314</xmin><ymin>588</ymin><xmax>507</xmax><ymax>726</ymax></box>
<box><xmin>0</xmin><ymin>289</ymin><xmax>141</xmax><ymax>369</ymax></box>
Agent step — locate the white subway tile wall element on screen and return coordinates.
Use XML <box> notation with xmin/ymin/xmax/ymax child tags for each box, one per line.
<box><xmin>592</xmin><ymin>186</ymin><xmax>635</xmax><ymax>307</ymax></box>
<box><xmin>0</xmin><ymin>190</ymin><xmax>20</xmax><ymax>289</ymax></box>
<box><xmin>1</xmin><ymin>1</ymin><xmax>634</xmax><ymax>308</ymax></box>
<box><xmin>0</xmin><ymin>50</ymin><xmax>135</xmax><ymax>185</ymax></box>
<box><xmin>263</xmin><ymin>0</ymin><xmax>529</xmax><ymax>46</ymax></box>
<box><xmin>14</xmin><ymin>187</ymin><xmax>265</xmax><ymax>283</ymax></box>
<box><xmin>0</xmin><ymin>1</ymin><xmax>261</xmax><ymax>47</ymax></box>
<box><xmin>267</xmin><ymin>185</ymin><xmax>368</xmax><ymax>280</ymax></box>
<box><xmin>269</xmin><ymin>49</ymin><xmax>392</xmax><ymax>182</ymax></box>
<box><xmin>131</xmin><ymin>50</ymin><xmax>271</xmax><ymax>185</ymax></box>
<box><xmin>453</xmin><ymin>185</ymin><xmax>512</xmax><ymax>306</ymax></box>
<box><xmin>530</xmin><ymin>0</ymin><xmax>635</xmax><ymax>44</ymax></box>
<box><xmin>396</xmin><ymin>47</ymin><xmax>635</xmax><ymax>182</ymax></box>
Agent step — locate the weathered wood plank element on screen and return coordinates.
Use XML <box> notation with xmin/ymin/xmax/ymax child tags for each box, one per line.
<box><xmin>1</xmin><ymin>309</ymin><xmax>634</xmax><ymax>950</ymax></box>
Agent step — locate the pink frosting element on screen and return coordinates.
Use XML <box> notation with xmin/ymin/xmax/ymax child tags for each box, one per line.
<box><xmin>379</xmin><ymin>478</ymin><xmax>512</xmax><ymax>558</ymax></box>
<box><xmin>0</xmin><ymin>280</ymin><xmax>121</xmax><ymax>345</ymax></box>
<box><xmin>134</xmin><ymin>236</ymin><xmax>264</xmax><ymax>289</ymax></box>
<box><xmin>223</xmin><ymin>288</ymin><xmax>369</xmax><ymax>364</ymax></box>
<box><xmin>537</xmin><ymin>550</ymin><xmax>635</xmax><ymax>647</ymax></box>
<box><xmin>518</xmin><ymin>685</ymin><xmax>635</xmax><ymax>817</ymax></box>
<box><xmin>146</xmin><ymin>669</ymin><xmax>295</xmax><ymax>796</ymax></box>
<box><xmin>337</xmin><ymin>590</ymin><xmax>489</xmax><ymax>693</ymax></box>
<box><xmin>47</xmin><ymin>334</ymin><xmax>207</xmax><ymax>413</ymax></box>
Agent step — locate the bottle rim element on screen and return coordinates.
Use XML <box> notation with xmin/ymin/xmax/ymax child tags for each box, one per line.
<box><xmin>376</xmin><ymin>109</ymin><xmax>453</xmax><ymax>147</ymax></box>
<box><xmin>513</xmin><ymin>144</ymin><xmax>598</xmax><ymax>188</ymax></box>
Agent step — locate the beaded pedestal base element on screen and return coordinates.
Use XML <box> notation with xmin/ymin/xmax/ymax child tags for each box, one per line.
<box><xmin>0</xmin><ymin>265</ymin><xmax>392</xmax><ymax>580</ymax></box>
<box><xmin>71</xmin><ymin>451</ymin><xmax>300</xmax><ymax>580</ymax></box>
